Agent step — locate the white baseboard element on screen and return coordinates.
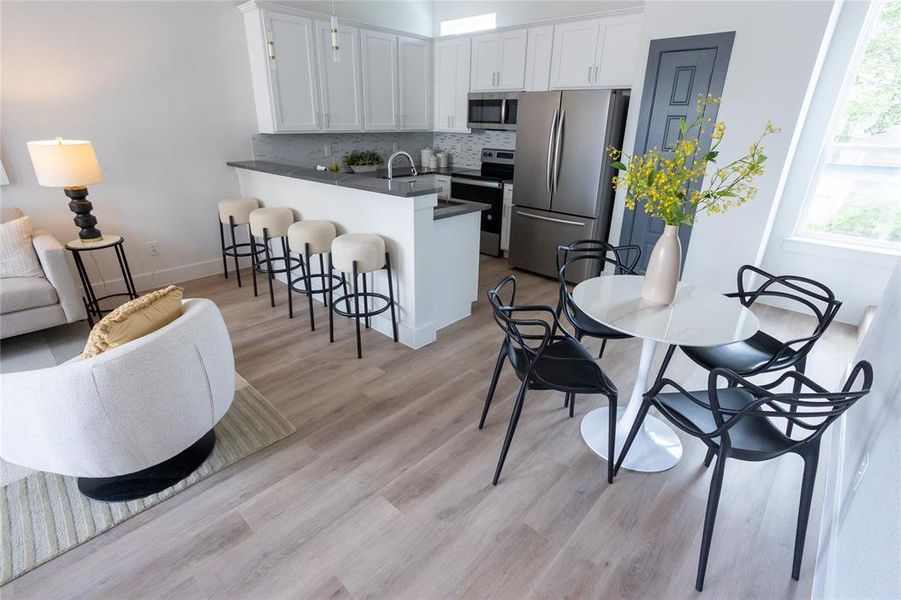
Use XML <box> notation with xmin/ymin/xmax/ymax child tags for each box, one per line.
<box><xmin>81</xmin><ymin>258</ymin><xmax>223</xmax><ymax>296</ymax></box>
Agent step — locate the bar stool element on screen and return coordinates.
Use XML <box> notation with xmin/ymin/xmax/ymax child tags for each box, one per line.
<box><xmin>329</xmin><ymin>233</ymin><xmax>399</xmax><ymax>359</ymax></box>
<box><xmin>218</xmin><ymin>198</ymin><xmax>264</xmax><ymax>288</ymax></box>
<box><xmin>249</xmin><ymin>207</ymin><xmax>301</xmax><ymax>307</ymax></box>
<box><xmin>286</xmin><ymin>220</ymin><xmax>343</xmax><ymax>330</ymax></box>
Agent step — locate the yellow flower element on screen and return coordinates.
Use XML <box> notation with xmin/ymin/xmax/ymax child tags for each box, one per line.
<box><xmin>711</xmin><ymin>122</ymin><xmax>726</xmax><ymax>140</ymax></box>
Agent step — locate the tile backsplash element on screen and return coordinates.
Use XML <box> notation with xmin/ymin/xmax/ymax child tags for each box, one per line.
<box><xmin>432</xmin><ymin>131</ymin><xmax>517</xmax><ymax>168</ymax></box>
<box><xmin>250</xmin><ymin>129</ymin><xmax>517</xmax><ymax>170</ymax></box>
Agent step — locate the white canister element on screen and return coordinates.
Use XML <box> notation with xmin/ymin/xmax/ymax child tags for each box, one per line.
<box><xmin>437</xmin><ymin>152</ymin><xmax>449</xmax><ymax>168</ymax></box>
<box><xmin>428</xmin><ymin>154</ymin><xmax>439</xmax><ymax>169</ymax></box>
<box><xmin>420</xmin><ymin>149</ymin><xmax>434</xmax><ymax>167</ymax></box>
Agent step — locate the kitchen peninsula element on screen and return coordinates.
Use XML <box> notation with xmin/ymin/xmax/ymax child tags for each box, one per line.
<box><xmin>227</xmin><ymin>160</ymin><xmax>487</xmax><ymax>348</ymax></box>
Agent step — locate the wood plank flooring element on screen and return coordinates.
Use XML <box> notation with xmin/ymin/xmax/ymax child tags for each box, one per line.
<box><xmin>4</xmin><ymin>256</ymin><xmax>858</xmax><ymax>599</ymax></box>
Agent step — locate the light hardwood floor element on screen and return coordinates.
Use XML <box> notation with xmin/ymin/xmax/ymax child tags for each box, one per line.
<box><xmin>4</xmin><ymin>256</ymin><xmax>858</xmax><ymax>599</ymax></box>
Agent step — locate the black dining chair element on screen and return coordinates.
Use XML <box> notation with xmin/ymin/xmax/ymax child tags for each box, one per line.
<box><xmin>556</xmin><ymin>240</ymin><xmax>642</xmax><ymax>360</ymax></box>
<box><xmin>480</xmin><ymin>275</ymin><xmax>619</xmax><ymax>484</ymax></box>
<box><xmin>613</xmin><ymin>360</ymin><xmax>873</xmax><ymax>591</ymax></box>
<box><xmin>655</xmin><ymin>265</ymin><xmax>842</xmax><ymax>436</ymax></box>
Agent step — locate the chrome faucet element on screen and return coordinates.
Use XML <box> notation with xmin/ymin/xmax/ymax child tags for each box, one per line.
<box><xmin>387</xmin><ymin>151</ymin><xmax>417</xmax><ymax>180</ymax></box>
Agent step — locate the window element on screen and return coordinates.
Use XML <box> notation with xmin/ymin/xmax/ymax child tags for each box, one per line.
<box><xmin>796</xmin><ymin>1</ymin><xmax>901</xmax><ymax>251</ymax></box>
<box><xmin>439</xmin><ymin>13</ymin><xmax>496</xmax><ymax>37</ymax></box>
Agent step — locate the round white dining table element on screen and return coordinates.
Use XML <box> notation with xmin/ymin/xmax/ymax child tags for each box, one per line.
<box><xmin>572</xmin><ymin>275</ymin><xmax>759</xmax><ymax>472</ymax></box>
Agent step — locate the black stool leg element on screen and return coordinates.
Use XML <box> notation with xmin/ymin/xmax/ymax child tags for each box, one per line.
<box><xmin>352</xmin><ymin>261</ymin><xmax>363</xmax><ymax>359</ymax></box>
<box><xmin>607</xmin><ymin>394</ymin><xmax>617</xmax><ymax>484</ymax></box>
<box><xmin>479</xmin><ymin>344</ymin><xmax>508</xmax><ymax>429</ymax></box>
<box><xmin>250</xmin><ymin>228</ymin><xmax>259</xmax><ymax>297</ymax></box>
<box><xmin>263</xmin><ymin>228</ymin><xmax>275</xmax><ymax>307</ymax></box>
<box><xmin>286</xmin><ymin>239</ymin><xmax>295</xmax><ymax>319</ymax></box>
<box><xmin>385</xmin><ymin>252</ymin><xmax>398</xmax><ymax>343</ymax></box>
<box><xmin>613</xmin><ymin>396</ymin><xmax>652</xmax><ymax>477</ymax></box>
<box><xmin>696</xmin><ymin>449</ymin><xmax>727</xmax><ymax>592</ymax></box>
<box><xmin>362</xmin><ymin>272</ymin><xmax>370</xmax><ymax>329</ymax></box>
<box><xmin>493</xmin><ymin>380</ymin><xmax>529</xmax><ymax>485</ymax></box>
<box><xmin>219</xmin><ymin>219</ymin><xmax>228</xmax><ymax>279</ymax></box>
<box><xmin>569</xmin><ymin>393</ymin><xmax>576</xmax><ymax>418</ymax></box>
<box><xmin>319</xmin><ymin>254</ymin><xmax>328</xmax><ymax>307</ymax></box>
<box><xmin>328</xmin><ymin>255</ymin><xmax>335</xmax><ymax>344</ymax></box>
<box><xmin>792</xmin><ymin>444</ymin><xmax>820</xmax><ymax>580</ymax></box>
<box><xmin>230</xmin><ymin>216</ymin><xmax>242</xmax><ymax>287</ymax></box>
<box><xmin>341</xmin><ymin>273</ymin><xmax>351</xmax><ymax>314</ymax></box>
<box><xmin>305</xmin><ymin>243</ymin><xmax>316</xmax><ymax>331</ymax></box>
<box><xmin>598</xmin><ymin>338</ymin><xmax>608</xmax><ymax>360</ymax></box>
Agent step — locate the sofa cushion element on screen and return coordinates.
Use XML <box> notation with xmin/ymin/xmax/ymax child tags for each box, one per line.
<box><xmin>0</xmin><ymin>216</ymin><xmax>44</xmax><ymax>278</ymax></box>
<box><xmin>82</xmin><ymin>285</ymin><xmax>184</xmax><ymax>358</ymax></box>
<box><xmin>0</xmin><ymin>277</ymin><xmax>59</xmax><ymax>314</ymax></box>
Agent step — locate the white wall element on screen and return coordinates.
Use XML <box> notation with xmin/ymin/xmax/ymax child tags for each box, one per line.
<box><xmin>432</xmin><ymin>0</ymin><xmax>642</xmax><ymax>35</ymax></box>
<box><xmin>279</xmin><ymin>0</ymin><xmax>434</xmax><ymax>36</ymax></box>
<box><xmin>0</xmin><ymin>1</ymin><xmax>256</xmax><ymax>291</ymax></box>
<box><xmin>609</xmin><ymin>1</ymin><xmax>836</xmax><ymax>303</ymax></box>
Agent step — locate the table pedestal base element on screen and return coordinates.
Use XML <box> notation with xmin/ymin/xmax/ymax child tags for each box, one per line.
<box><xmin>581</xmin><ymin>406</ymin><xmax>682</xmax><ymax>472</ymax></box>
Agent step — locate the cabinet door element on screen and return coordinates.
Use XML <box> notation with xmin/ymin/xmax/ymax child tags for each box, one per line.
<box><xmin>549</xmin><ymin>19</ymin><xmax>600</xmax><ymax>89</ymax></box>
<box><xmin>316</xmin><ymin>20</ymin><xmax>363</xmax><ymax>131</ymax></box>
<box><xmin>451</xmin><ymin>39</ymin><xmax>471</xmax><ymax>131</ymax></box>
<box><xmin>398</xmin><ymin>36</ymin><xmax>430</xmax><ymax>130</ymax></box>
<box><xmin>496</xmin><ymin>30</ymin><xmax>527</xmax><ymax>90</ymax></box>
<box><xmin>470</xmin><ymin>33</ymin><xmax>498</xmax><ymax>91</ymax></box>
<box><xmin>361</xmin><ymin>29</ymin><xmax>399</xmax><ymax>130</ymax></box>
<box><xmin>433</xmin><ymin>38</ymin><xmax>470</xmax><ymax>131</ymax></box>
<box><xmin>595</xmin><ymin>15</ymin><xmax>642</xmax><ymax>87</ymax></box>
<box><xmin>265</xmin><ymin>11</ymin><xmax>321</xmax><ymax>131</ymax></box>
<box><xmin>524</xmin><ymin>26</ymin><xmax>554</xmax><ymax>91</ymax></box>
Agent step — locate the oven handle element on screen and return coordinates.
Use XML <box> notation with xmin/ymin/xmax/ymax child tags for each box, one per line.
<box><xmin>451</xmin><ymin>177</ymin><xmax>503</xmax><ymax>189</ymax></box>
<box><xmin>515</xmin><ymin>210</ymin><xmax>585</xmax><ymax>227</ymax></box>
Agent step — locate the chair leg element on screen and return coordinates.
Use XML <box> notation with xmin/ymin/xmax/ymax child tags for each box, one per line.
<box><xmin>305</xmin><ymin>243</ymin><xmax>315</xmax><ymax>331</ymax></box>
<box><xmin>654</xmin><ymin>344</ymin><xmax>678</xmax><ymax>386</ymax></box>
<box><xmin>787</xmin><ymin>357</ymin><xmax>807</xmax><ymax>437</ymax></box>
<box><xmin>598</xmin><ymin>338</ymin><xmax>608</xmax><ymax>360</ymax></box>
<box><xmin>230</xmin><ymin>216</ymin><xmax>242</xmax><ymax>287</ymax></box>
<box><xmin>704</xmin><ymin>446</ymin><xmax>716</xmax><ymax>468</ymax></box>
<box><xmin>219</xmin><ymin>220</ymin><xmax>228</xmax><ymax>279</ymax></box>
<box><xmin>479</xmin><ymin>344</ymin><xmax>508</xmax><ymax>429</ymax></box>
<box><xmin>319</xmin><ymin>254</ymin><xmax>328</xmax><ymax>307</ymax></box>
<box><xmin>792</xmin><ymin>446</ymin><xmax>820</xmax><ymax>580</ymax></box>
<box><xmin>285</xmin><ymin>239</ymin><xmax>294</xmax><ymax>319</ymax></box>
<box><xmin>362</xmin><ymin>272</ymin><xmax>370</xmax><ymax>329</ymax></box>
<box><xmin>569</xmin><ymin>393</ymin><xmax>576</xmax><ymax>418</ymax></box>
<box><xmin>607</xmin><ymin>394</ymin><xmax>617</xmax><ymax>483</ymax></box>
<box><xmin>341</xmin><ymin>273</ymin><xmax>352</xmax><ymax>315</ymax></box>
<box><xmin>263</xmin><ymin>229</ymin><xmax>275</xmax><ymax>307</ymax></box>
<box><xmin>493</xmin><ymin>380</ymin><xmax>529</xmax><ymax>485</ymax></box>
<box><xmin>696</xmin><ymin>450</ymin><xmax>727</xmax><ymax>592</ymax></box>
<box><xmin>385</xmin><ymin>252</ymin><xmax>399</xmax><ymax>343</ymax></box>
<box><xmin>250</xmin><ymin>231</ymin><xmax>259</xmax><ymax>297</ymax></box>
<box><xmin>613</xmin><ymin>397</ymin><xmax>652</xmax><ymax>476</ymax></box>
<box><xmin>352</xmin><ymin>261</ymin><xmax>363</xmax><ymax>359</ymax></box>
<box><xmin>563</xmin><ymin>394</ymin><xmax>569</xmax><ymax>408</ymax></box>
<box><xmin>328</xmin><ymin>255</ymin><xmax>335</xmax><ymax>344</ymax></box>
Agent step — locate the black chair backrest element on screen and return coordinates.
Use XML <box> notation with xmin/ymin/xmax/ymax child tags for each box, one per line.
<box><xmin>730</xmin><ymin>265</ymin><xmax>842</xmax><ymax>362</ymax></box>
<box><xmin>656</xmin><ymin>361</ymin><xmax>873</xmax><ymax>452</ymax></box>
<box><xmin>556</xmin><ymin>240</ymin><xmax>641</xmax><ymax>328</ymax></box>
<box><xmin>488</xmin><ymin>275</ymin><xmax>554</xmax><ymax>377</ymax></box>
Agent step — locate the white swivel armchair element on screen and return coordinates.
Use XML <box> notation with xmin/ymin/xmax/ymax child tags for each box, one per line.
<box><xmin>0</xmin><ymin>207</ymin><xmax>86</xmax><ymax>338</ymax></box>
<box><xmin>0</xmin><ymin>298</ymin><xmax>235</xmax><ymax>501</ymax></box>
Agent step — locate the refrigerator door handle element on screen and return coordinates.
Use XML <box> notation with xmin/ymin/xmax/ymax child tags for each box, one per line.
<box><xmin>515</xmin><ymin>210</ymin><xmax>586</xmax><ymax>227</ymax></box>
<box><xmin>552</xmin><ymin>109</ymin><xmax>565</xmax><ymax>193</ymax></box>
<box><xmin>546</xmin><ymin>108</ymin><xmax>559</xmax><ymax>194</ymax></box>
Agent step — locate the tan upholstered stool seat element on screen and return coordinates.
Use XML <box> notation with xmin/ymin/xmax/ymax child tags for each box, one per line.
<box><xmin>249</xmin><ymin>207</ymin><xmax>294</xmax><ymax>238</ymax></box>
<box><xmin>331</xmin><ymin>233</ymin><xmax>386</xmax><ymax>273</ymax></box>
<box><xmin>288</xmin><ymin>220</ymin><xmax>336</xmax><ymax>255</ymax></box>
<box><xmin>218</xmin><ymin>198</ymin><xmax>260</xmax><ymax>225</ymax></box>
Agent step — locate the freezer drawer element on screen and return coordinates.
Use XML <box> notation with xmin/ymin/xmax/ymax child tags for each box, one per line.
<box><xmin>507</xmin><ymin>207</ymin><xmax>601</xmax><ymax>282</ymax></box>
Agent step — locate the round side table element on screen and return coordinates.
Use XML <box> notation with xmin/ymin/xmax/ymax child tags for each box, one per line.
<box><xmin>65</xmin><ymin>235</ymin><xmax>138</xmax><ymax>326</ymax></box>
<box><xmin>572</xmin><ymin>275</ymin><xmax>759</xmax><ymax>473</ymax></box>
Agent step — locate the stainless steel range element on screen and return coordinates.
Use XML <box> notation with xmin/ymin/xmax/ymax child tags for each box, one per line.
<box><xmin>450</xmin><ymin>148</ymin><xmax>514</xmax><ymax>257</ymax></box>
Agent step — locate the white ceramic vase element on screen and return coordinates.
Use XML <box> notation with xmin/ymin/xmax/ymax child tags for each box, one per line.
<box><xmin>641</xmin><ymin>224</ymin><xmax>682</xmax><ymax>305</ymax></box>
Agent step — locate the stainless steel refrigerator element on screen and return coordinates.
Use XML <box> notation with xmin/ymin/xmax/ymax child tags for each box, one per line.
<box><xmin>508</xmin><ymin>89</ymin><xmax>629</xmax><ymax>281</ymax></box>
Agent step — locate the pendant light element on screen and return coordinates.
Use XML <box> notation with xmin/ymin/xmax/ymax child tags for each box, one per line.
<box><xmin>330</xmin><ymin>0</ymin><xmax>340</xmax><ymax>62</ymax></box>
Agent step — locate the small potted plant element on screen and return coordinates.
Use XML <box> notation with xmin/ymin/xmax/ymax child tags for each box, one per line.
<box><xmin>344</xmin><ymin>150</ymin><xmax>384</xmax><ymax>173</ymax></box>
<box><xmin>608</xmin><ymin>94</ymin><xmax>779</xmax><ymax>305</ymax></box>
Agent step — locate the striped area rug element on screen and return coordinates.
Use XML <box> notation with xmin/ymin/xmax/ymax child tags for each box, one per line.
<box><xmin>0</xmin><ymin>376</ymin><xmax>295</xmax><ymax>584</ymax></box>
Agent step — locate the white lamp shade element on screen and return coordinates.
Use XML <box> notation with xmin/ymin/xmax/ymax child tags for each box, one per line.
<box><xmin>26</xmin><ymin>139</ymin><xmax>102</xmax><ymax>188</ymax></box>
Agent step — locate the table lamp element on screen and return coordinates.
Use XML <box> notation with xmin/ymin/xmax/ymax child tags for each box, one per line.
<box><xmin>27</xmin><ymin>138</ymin><xmax>104</xmax><ymax>242</ymax></box>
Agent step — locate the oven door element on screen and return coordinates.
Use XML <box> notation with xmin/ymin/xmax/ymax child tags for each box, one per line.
<box><xmin>451</xmin><ymin>177</ymin><xmax>504</xmax><ymax>257</ymax></box>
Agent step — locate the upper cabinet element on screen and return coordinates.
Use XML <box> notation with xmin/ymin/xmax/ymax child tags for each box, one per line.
<box><xmin>361</xmin><ymin>29</ymin><xmax>399</xmax><ymax>130</ymax></box>
<box><xmin>524</xmin><ymin>25</ymin><xmax>554</xmax><ymax>92</ymax></box>
<box><xmin>315</xmin><ymin>20</ymin><xmax>364</xmax><ymax>131</ymax></box>
<box><xmin>243</xmin><ymin>6</ymin><xmax>321</xmax><ymax>133</ymax></box>
<box><xmin>470</xmin><ymin>30</ymin><xmax>527</xmax><ymax>92</ymax></box>
<box><xmin>549</xmin><ymin>14</ymin><xmax>642</xmax><ymax>89</ymax></box>
<box><xmin>398</xmin><ymin>36</ymin><xmax>431</xmax><ymax>130</ymax></box>
<box><xmin>434</xmin><ymin>37</ymin><xmax>471</xmax><ymax>132</ymax></box>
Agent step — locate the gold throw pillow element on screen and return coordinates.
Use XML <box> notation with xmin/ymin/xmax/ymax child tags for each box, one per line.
<box><xmin>81</xmin><ymin>285</ymin><xmax>184</xmax><ymax>358</ymax></box>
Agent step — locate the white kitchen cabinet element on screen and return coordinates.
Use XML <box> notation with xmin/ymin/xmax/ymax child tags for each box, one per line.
<box><xmin>398</xmin><ymin>36</ymin><xmax>431</xmax><ymax>130</ymax></box>
<box><xmin>549</xmin><ymin>15</ymin><xmax>642</xmax><ymax>89</ymax></box>
<box><xmin>243</xmin><ymin>5</ymin><xmax>321</xmax><ymax>132</ymax></box>
<box><xmin>469</xmin><ymin>29</ymin><xmax>527</xmax><ymax>92</ymax></box>
<box><xmin>361</xmin><ymin>29</ymin><xmax>399</xmax><ymax>130</ymax></box>
<box><xmin>433</xmin><ymin>37</ymin><xmax>470</xmax><ymax>132</ymax></box>
<box><xmin>524</xmin><ymin>25</ymin><xmax>554</xmax><ymax>92</ymax></box>
<box><xmin>315</xmin><ymin>20</ymin><xmax>364</xmax><ymax>131</ymax></box>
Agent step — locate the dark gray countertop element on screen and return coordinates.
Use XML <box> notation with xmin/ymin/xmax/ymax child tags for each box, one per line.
<box><xmin>227</xmin><ymin>160</ymin><xmax>489</xmax><ymax>220</ymax></box>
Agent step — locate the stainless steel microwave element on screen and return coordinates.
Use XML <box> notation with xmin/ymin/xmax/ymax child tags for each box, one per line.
<box><xmin>467</xmin><ymin>92</ymin><xmax>518</xmax><ymax>131</ymax></box>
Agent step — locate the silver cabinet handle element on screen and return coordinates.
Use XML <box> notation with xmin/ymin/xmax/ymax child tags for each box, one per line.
<box><xmin>587</xmin><ymin>65</ymin><xmax>592</xmax><ymax>83</ymax></box>
<box><xmin>516</xmin><ymin>211</ymin><xmax>585</xmax><ymax>227</ymax></box>
<box><xmin>594</xmin><ymin>65</ymin><xmax>600</xmax><ymax>83</ymax></box>
<box><xmin>451</xmin><ymin>177</ymin><xmax>502</xmax><ymax>189</ymax></box>
<box><xmin>552</xmin><ymin>109</ymin><xmax>565</xmax><ymax>193</ymax></box>
<box><xmin>546</xmin><ymin>108</ymin><xmax>558</xmax><ymax>194</ymax></box>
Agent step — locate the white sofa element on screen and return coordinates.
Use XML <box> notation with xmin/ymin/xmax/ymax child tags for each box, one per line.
<box><xmin>0</xmin><ymin>207</ymin><xmax>86</xmax><ymax>339</ymax></box>
<box><xmin>0</xmin><ymin>298</ymin><xmax>235</xmax><ymax>500</ymax></box>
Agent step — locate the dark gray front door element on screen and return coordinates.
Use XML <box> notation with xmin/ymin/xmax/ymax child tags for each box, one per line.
<box><xmin>620</xmin><ymin>32</ymin><xmax>734</xmax><ymax>273</ymax></box>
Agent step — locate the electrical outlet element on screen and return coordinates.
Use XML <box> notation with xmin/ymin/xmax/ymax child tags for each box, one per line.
<box><xmin>323</xmin><ymin>143</ymin><xmax>332</xmax><ymax>156</ymax></box>
<box><xmin>147</xmin><ymin>240</ymin><xmax>160</xmax><ymax>256</ymax></box>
